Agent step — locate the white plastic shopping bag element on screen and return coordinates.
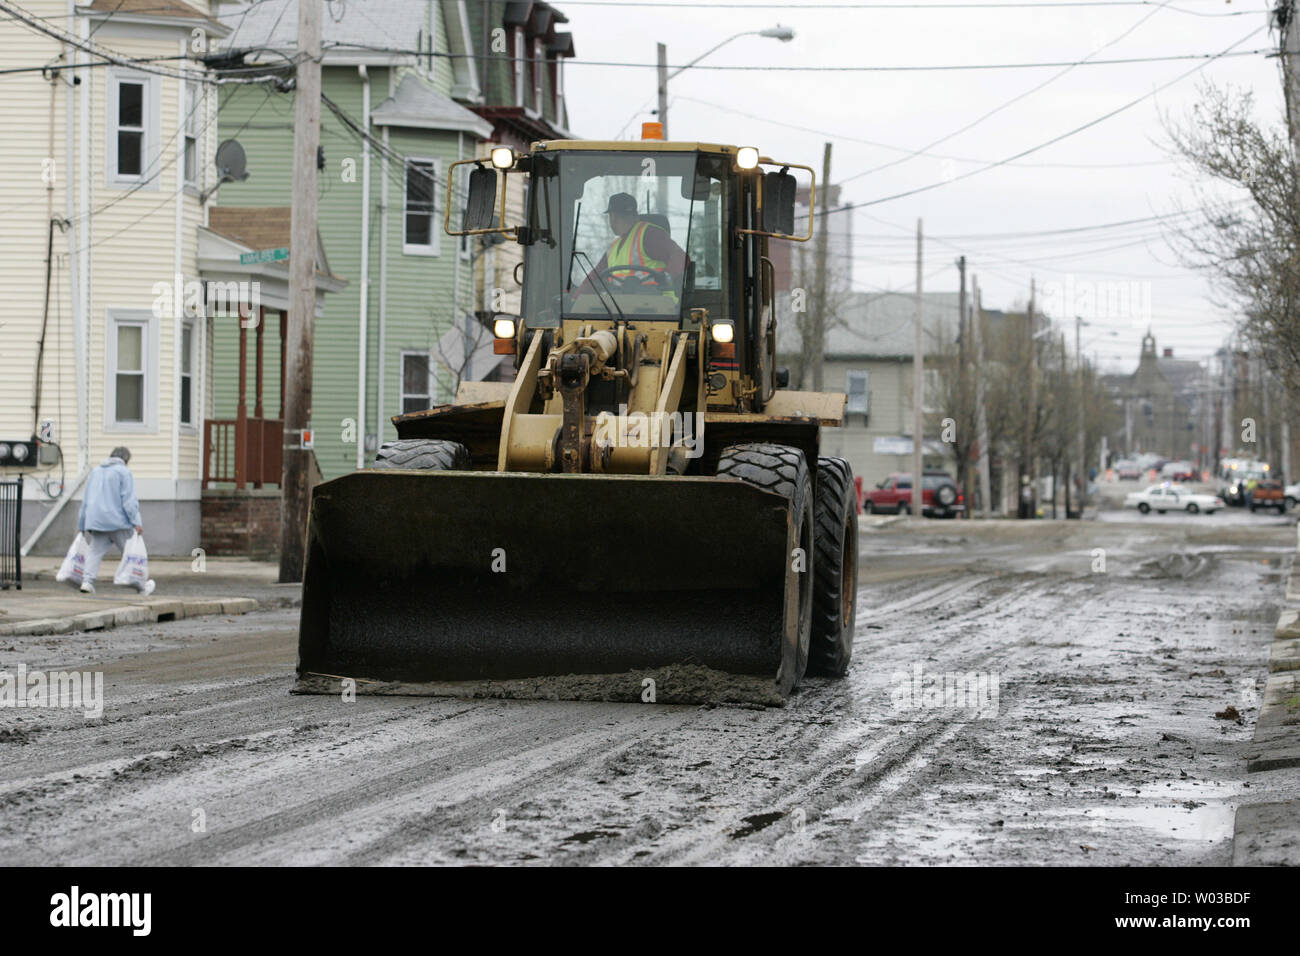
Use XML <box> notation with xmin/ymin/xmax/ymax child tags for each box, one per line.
<box><xmin>113</xmin><ymin>533</ymin><xmax>149</xmax><ymax>588</ymax></box>
<box><xmin>56</xmin><ymin>533</ymin><xmax>90</xmax><ymax>586</ymax></box>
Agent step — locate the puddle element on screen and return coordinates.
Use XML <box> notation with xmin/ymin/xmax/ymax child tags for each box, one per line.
<box><xmin>1072</xmin><ymin>804</ymin><xmax>1236</xmax><ymax>841</ymax></box>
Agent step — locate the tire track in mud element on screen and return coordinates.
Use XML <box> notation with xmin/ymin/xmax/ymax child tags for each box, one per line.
<box><xmin>0</xmin><ymin>526</ymin><xmax>1284</xmax><ymax>865</ymax></box>
<box><xmin>488</xmin><ymin>571</ymin><xmax>1075</xmax><ymax>866</ymax></box>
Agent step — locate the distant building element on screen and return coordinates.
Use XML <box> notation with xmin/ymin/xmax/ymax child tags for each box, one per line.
<box><xmin>1101</xmin><ymin>331</ymin><xmax>1207</xmax><ymax>464</ymax></box>
<box><xmin>777</xmin><ymin>290</ymin><xmax>961</xmax><ymax>489</ymax></box>
<box><xmin>767</xmin><ymin>184</ymin><xmax>853</xmax><ymax>296</ymax></box>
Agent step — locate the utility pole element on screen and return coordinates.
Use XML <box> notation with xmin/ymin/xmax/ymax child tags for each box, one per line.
<box><xmin>1279</xmin><ymin>7</ymin><xmax>1299</xmax><ymax>480</ymax></box>
<box><xmin>971</xmin><ymin>276</ymin><xmax>992</xmax><ymax>518</ymax></box>
<box><xmin>1021</xmin><ymin>279</ymin><xmax>1037</xmax><ymax>518</ymax></box>
<box><xmin>279</xmin><ymin>0</ymin><xmax>321</xmax><ymax>583</ymax></box>
<box><xmin>912</xmin><ymin>218</ymin><xmax>924</xmax><ymax>518</ymax></box>
<box><xmin>811</xmin><ymin>142</ymin><xmax>832</xmax><ymax>391</ymax></box>
<box><xmin>1075</xmin><ymin>315</ymin><xmax>1086</xmax><ymax>518</ymax></box>
<box><xmin>957</xmin><ymin>255</ymin><xmax>972</xmax><ymax>511</ymax></box>
<box><xmin>657</xmin><ymin>43</ymin><xmax>669</xmax><ymax>138</ymax></box>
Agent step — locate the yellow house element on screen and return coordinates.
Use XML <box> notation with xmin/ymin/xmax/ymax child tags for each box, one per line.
<box><xmin>0</xmin><ymin>0</ymin><xmax>232</xmax><ymax>554</ymax></box>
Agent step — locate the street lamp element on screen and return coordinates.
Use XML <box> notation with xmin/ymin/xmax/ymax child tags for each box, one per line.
<box><xmin>656</xmin><ymin>26</ymin><xmax>795</xmax><ymax>139</ymax></box>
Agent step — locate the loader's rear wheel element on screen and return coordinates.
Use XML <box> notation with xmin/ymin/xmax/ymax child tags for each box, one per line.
<box><xmin>809</xmin><ymin>456</ymin><xmax>857</xmax><ymax>677</ymax></box>
<box><xmin>372</xmin><ymin>438</ymin><xmax>471</xmax><ymax>471</ymax></box>
<box><xmin>715</xmin><ymin>443</ymin><xmax>814</xmax><ymax>691</ymax></box>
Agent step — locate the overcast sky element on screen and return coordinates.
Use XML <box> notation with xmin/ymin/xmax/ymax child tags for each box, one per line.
<box><xmin>556</xmin><ymin>0</ymin><xmax>1283</xmax><ymax>371</ymax></box>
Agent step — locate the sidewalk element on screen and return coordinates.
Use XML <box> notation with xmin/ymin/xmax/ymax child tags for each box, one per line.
<box><xmin>0</xmin><ymin>555</ymin><xmax>299</xmax><ymax>637</ymax></box>
<box><xmin>1233</xmin><ymin>532</ymin><xmax>1300</xmax><ymax>865</ymax></box>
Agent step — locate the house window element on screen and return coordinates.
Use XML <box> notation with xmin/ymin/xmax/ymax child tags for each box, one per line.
<box><xmin>108</xmin><ymin>71</ymin><xmax>156</xmax><ymax>186</ymax></box>
<box><xmin>106</xmin><ymin>310</ymin><xmax>156</xmax><ymax>430</ymax></box>
<box><xmin>401</xmin><ymin>351</ymin><xmax>434</xmax><ymax>413</ymax></box>
<box><xmin>846</xmin><ymin>370</ymin><xmax>869</xmax><ymax>423</ymax></box>
<box><xmin>513</xmin><ymin>28</ymin><xmax>526</xmax><ymax>106</ymax></box>
<box><xmin>180</xmin><ymin>320</ymin><xmax>196</xmax><ymax>427</ymax></box>
<box><xmin>533</xmin><ymin>38</ymin><xmax>544</xmax><ymax>112</ymax></box>
<box><xmin>403</xmin><ymin>158</ymin><xmax>439</xmax><ymax>255</ymax></box>
<box><xmin>183</xmin><ymin>80</ymin><xmax>201</xmax><ymax>187</ymax></box>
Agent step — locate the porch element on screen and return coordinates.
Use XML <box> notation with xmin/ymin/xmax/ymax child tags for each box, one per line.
<box><xmin>198</xmin><ymin>207</ymin><xmax>345</xmax><ymax>555</ymax></box>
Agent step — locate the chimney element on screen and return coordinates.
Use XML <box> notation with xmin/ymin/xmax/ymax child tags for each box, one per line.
<box><xmin>1162</xmin><ymin>347</ymin><xmax>1173</xmax><ymax>358</ymax></box>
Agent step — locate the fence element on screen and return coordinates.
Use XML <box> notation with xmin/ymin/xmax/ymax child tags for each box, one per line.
<box><xmin>0</xmin><ymin>479</ymin><xmax>22</xmax><ymax>590</ymax></box>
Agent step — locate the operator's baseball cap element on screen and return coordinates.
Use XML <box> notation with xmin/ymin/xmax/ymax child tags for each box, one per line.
<box><xmin>605</xmin><ymin>192</ymin><xmax>637</xmax><ymax>216</ymax></box>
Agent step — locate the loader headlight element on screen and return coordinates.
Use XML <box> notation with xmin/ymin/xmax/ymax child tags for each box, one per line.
<box><xmin>490</xmin><ymin>147</ymin><xmax>515</xmax><ymax>170</ymax></box>
<box><xmin>493</xmin><ymin>317</ymin><xmax>517</xmax><ymax>339</ymax></box>
<box><xmin>736</xmin><ymin>147</ymin><xmax>760</xmax><ymax>170</ymax></box>
<box><xmin>710</xmin><ymin>320</ymin><xmax>735</xmax><ymax>344</ymax></box>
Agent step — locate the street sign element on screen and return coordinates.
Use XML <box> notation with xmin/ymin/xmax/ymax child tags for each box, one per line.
<box><xmin>239</xmin><ymin>247</ymin><xmax>289</xmax><ymax>265</ymax></box>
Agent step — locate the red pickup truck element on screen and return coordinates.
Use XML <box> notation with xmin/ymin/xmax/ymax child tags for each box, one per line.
<box><xmin>863</xmin><ymin>472</ymin><xmax>964</xmax><ymax>518</ymax></box>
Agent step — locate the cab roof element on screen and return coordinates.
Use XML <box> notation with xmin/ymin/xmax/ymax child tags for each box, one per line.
<box><xmin>531</xmin><ymin>139</ymin><xmax>743</xmax><ymax>157</ymax></box>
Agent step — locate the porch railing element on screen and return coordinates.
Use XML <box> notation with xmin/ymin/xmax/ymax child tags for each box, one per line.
<box><xmin>203</xmin><ymin>418</ymin><xmax>283</xmax><ymax>489</ymax></box>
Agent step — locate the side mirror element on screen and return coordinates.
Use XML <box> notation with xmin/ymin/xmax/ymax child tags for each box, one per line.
<box><xmin>462</xmin><ymin>166</ymin><xmax>498</xmax><ymax>232</ymax></box>
<box><xmin>762</xmin><ymin>171</ymin><xmax>797</xmax><ymax>236</ymax></box>
<box><xmin>774</xmin><ymin>366</ymin><xmax>790</xmax><ymax>389</ymax></box>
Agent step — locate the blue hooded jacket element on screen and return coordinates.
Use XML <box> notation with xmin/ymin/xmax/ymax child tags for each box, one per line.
<box><xmin>77</xmin><ymin>457</ymin><xmax>142</xmax><ymax>532</ymax></box>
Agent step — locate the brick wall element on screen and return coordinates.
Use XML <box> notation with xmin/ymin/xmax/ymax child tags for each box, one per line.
<box><xmin>201</xmin><ymin>490</ymin><xmax>282</xmax><ymax>558</ymax></box>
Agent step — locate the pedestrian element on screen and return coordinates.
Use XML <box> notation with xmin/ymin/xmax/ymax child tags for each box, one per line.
<box><xmin>75</xmin><ymin>447</ymin><xmax>155</xmax><ymax>596</ymax></box>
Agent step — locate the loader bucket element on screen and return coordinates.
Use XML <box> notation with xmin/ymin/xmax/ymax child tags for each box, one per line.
<box><xmin>294</xmin><ymin>470</ymin><xmax>801</xmax><ymax>706</ymax></box>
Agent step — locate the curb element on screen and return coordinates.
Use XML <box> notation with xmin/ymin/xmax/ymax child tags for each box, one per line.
<box><xmin>0</xmin><ymin>598</ymin><xmax>258</xmax><ymax>637</ymax></box>
<box><xmin>1233</xmin><ymin>548</ymin><xmax>1300</xmax><ymax>865</ymax></box>
<box><xmin>1244</xmin><ymin>555</ymin><xmax>1300</xmax><ymax>773</ymax></box>
<box><xmin>1232</xmin><ymin>801</ymin><xmax>1300</xmax><ymax>865</ymax></box>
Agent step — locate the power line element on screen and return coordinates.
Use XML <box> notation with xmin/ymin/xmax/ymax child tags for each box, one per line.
<box><xmin>673</xmin><ymin>95</ymin><xmax>1176</xmax><ymax>170</ymax></box>
<box><xmin>849</xmin><ymin>24</ymin><xmax>1267</xmax><ymax>202</ymax></box>
<box><xmin>854</xmin><ymin>0</ymin><xmax>1179</xmax><ymax>179</ymax></box>
<box><xmin>556</xmin><ymin>0</ymin><xmax>1245</xmax><ymax>10</ymax></box>
<box><xmin>325</xmin><ymin>42</ymin><xmax>1269</xmax><ymax>73</ymax></box>
<box><xmin>0</xmin><ymin>0</ymin><xmax>296</xmax><ymax>85</ymax></box>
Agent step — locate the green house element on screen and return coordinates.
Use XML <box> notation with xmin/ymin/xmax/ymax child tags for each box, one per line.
<box><xmin>209</xmin><ymin>0</ymin><xmax>493</xmax><ymax>488</ymax></box>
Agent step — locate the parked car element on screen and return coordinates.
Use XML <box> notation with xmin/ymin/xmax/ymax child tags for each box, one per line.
<box><xmin>1124</xmin><ymin>483</ymin><xmax>1224</xmax><ymax>515</ymax></box>
<box><xmin>863</xmin><ymin>471</ymin><xmax>965</xmax><ymax>518</ymax></box>
<box><xmin>1161</xmin><ymin>460</ymin><xmax>1198</xmax><ymax>482</ymax></box>
<box><xmin>1115</xmin><ymin>460</ymin><xmax>1142</xmax><ymax>481</ymax></box>
<box><xmin>1286</xmin><ymin>481</ymin><xmax>1299</xmax><ymax>511</ymax></box>
<box><xmin>1250</xmin><ymin>479</ymin><xmax>1288</xmax><ymax>513</ymax></box>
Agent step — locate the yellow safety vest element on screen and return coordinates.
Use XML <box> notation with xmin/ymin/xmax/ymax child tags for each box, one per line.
<box><xmin>607</xmin><ymin>220</ymin><xmax>678</xmax><ymax>303</ymax></box>
<box><xmin>608</xmin><ymin>221</ymin><xmax>666</xmax><ymax>275</ymax></box>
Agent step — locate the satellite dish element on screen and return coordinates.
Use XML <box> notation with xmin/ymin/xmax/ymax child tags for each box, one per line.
<box><xmin>214</xmin><ymin>139</ymin><xmax>249</xmax><ymax>182</ymax></box>
<box><xmin>201</xmin><ymin>139</ymin><xmax>250</xmax><ymax>204</ymax></box>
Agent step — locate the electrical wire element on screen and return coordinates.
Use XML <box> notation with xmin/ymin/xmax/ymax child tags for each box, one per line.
<box><xmin>849</xmin><ymin>24</ymin><xmax>1267</xmax><ymax>203</ymax></box>
<box><xmin>672</xmin><ymin>95</ymin><xmax>1176</xmax><ymax>170</ymax></box>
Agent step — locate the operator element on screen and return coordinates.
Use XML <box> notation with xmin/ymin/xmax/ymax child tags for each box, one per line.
<box><xmin>579</xmin><ymin>192</ymin><xmax>686</xmax><ymax>300</ymax></box>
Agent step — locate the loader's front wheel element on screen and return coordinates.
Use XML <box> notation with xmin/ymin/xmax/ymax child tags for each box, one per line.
<box><xmin>372</xmin><ymin>438</ymin><xmax>471</xmax><ymax>471</ymax></box>
<box><xmin>809</xmin><ymin>456</ymin><xmax>857</xmax><ymax>677</ymax></box>
<box><xmin>715</xmin><ymin>443</ymin><xmax>814</xmax><ymax>692</ymax></box>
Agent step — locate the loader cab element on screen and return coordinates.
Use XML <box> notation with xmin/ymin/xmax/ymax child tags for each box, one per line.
<box><xmin>449</xmin><ymin>141</ymin><xmax>807</xmax><ymax>413</ymax></box>
<box><xmin>520</xmin><ymin>149</ymin><xmax>733</xmax><ymax>329</ymax></box>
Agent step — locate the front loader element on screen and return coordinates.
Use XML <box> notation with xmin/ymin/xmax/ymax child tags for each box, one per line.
<box><xmin>295</xmin><ymin>134</ymin><xmax>859</xmax><ymax>706</ymax></box>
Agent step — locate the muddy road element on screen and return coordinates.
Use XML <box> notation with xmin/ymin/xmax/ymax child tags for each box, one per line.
<box><xmin>1</xmin><ymin>516</ymin><xmax>1293</xmax><ymax>865</ymax></box>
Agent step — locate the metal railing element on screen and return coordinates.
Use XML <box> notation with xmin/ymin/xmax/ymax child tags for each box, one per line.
<box><xmin>0</xmin><ymin>479</ymin><xmax>22</xmax><ymax>590</ymax></box>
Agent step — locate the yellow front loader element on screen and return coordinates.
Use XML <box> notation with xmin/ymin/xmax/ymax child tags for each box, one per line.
<box><xmin>295</xmin><ymin>137</ymin><xmax>858</xmax><ymax>705</ymax></box>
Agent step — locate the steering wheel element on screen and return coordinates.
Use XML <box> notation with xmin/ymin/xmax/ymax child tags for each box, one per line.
<box><xmin>598</xmin><ymin>265</ymin><xmax>670</xmax><ymax>291</ymax></box>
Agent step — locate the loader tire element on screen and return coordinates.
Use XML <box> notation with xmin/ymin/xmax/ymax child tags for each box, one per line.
<box><xmin>809</xmin><ymin>456</ymin><xmax>857</xmax><ymax>678</ymax></box>
<box><xmin>716</xmin><ymin>443</ymin><xmax>814</xmax><ymax>690</ymax></box>
<box><xmin>372</xmin><ymin>438</ymin><xmax>471</xmax><ymax>471</ymax></box>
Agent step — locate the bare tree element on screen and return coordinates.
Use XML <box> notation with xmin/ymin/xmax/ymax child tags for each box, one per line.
<box><xmin>1165</xmin><ymin>81</ymin><xmax>1300</xmax><ymax>394</ymax></box>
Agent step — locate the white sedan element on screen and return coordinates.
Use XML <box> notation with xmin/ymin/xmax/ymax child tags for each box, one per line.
<box><xmin>1287</xmin><ymin>482</ymin><xmax>1299</xmax><ymax>510</ymax></box>
<box><xmin>1124</xmin><ymin>484</ymin><xmax>1225</xmax><ymax>515</ymax></box>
